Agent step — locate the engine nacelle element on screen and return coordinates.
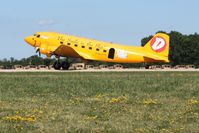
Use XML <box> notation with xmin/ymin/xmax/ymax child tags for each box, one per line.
<box><xmin>40</xmin><ymin>44</ymin><xmax>52</xmax><ymax>57</ymax></box>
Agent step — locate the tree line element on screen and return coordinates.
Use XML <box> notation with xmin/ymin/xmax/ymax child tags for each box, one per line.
<box><xmin>0</xmin><ymin>31</ymin><xmax>198</xmax><ymax>68</ymax></box>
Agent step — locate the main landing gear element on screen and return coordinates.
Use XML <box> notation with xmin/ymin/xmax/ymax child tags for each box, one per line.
<box><xmin>53</xmin><ymin>58</ymin><xmax>70</xmax><ymax>70</ymax></box>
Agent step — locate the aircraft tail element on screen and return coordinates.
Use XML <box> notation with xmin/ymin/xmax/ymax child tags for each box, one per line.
<box><xmin>143</xmin><ymin>33</ymin><xmax>170</xmax><ymax>62</ymax></box>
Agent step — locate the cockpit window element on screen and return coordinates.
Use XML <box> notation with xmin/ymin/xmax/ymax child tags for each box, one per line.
<box><xmin>34</xmin><ymin>34</ymin><xmax>40</xmax><ymax>38</ymax></box>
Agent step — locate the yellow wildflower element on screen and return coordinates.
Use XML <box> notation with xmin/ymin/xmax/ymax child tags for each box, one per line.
<box><xmin>143</xmin><ymin>99</ymin><xmax>157</xmax><ymax>105</ymax></box>
<box><xmin>109</xmin><ymin>98</ymin><xmax>120</xmax><ymax>103</ymax></box>
<box><xmin>109</xmin><ymin>95</ymin><xmax>128</xmax><ymax>104</ymax></box>
<box><xmin>95</xmin><ymin>94</ymin><xmax>102</xmax><ymax>101</ymax></box>
<box><xmin>188</xmin><ymin>99</ymin><xmax>198</xmax><ymax>105</ymax></box>
<box><xmin>4</xmin><ymin>115</ymin><xmax>36</xmax><ymax>122</ymax></box>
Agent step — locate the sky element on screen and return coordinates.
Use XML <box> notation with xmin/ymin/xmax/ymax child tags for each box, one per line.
<box><xmin>0</xmin><ymin>0</ymin><xmax>199</xmax><ymax>59</ymax></box>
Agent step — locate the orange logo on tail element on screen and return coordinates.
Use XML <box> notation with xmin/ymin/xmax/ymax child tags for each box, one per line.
<box><xmin>150</xmin><ymin>36</ymin><xmax>166</xmax><ymax>52</ymax></box>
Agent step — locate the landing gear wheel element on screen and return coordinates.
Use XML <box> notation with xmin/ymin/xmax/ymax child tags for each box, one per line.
<box><xmin>53</xmin><ymin>61</ymin><xmax>62</xmax><ymax>70</ymax></box>
<box><xmin>62</xmin><ymin>61</ymin><xmax>70</xmax><ymax>70</ymax></box>
<box><xmin>145</xmin><ymin>65</ymin><xmax>150</xmax><ymax>69</ymax></box>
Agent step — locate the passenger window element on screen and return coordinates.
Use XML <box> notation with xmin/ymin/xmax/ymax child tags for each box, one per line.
<box><xmin>89</xmin><ymin>47</ymin><xmax>92</xmax><ymax>50</ymax></box>
<box><xmin>67</xmin><ymin>43</ymin><xmax>70</xmax><ymax>45</ymax></box>
<box><xmin>103</xmin><ymin>50</ymin><xmax>107</xmax><ymax>53</ymax></box>
<box><xmin>96</xmin><ymin>48</ymin><xmax>99</xmax><ymax>51</ymax></box>
<box><xmin>82</xmin><ymin>46</ymin><xmax>85</xmax><ymax>48</ymax></box>
<box><xmin>74</xmin><ymin>44</ymin><xmax>78</xmax><ymax>47</ymax></box>
<box><xmin>36</xmin><ymin>35</ymin><xmax>40</xmax><ymax>38</ymax></box>
<box><xmin>60</xmin><ymin>42</ymin><xmax>64</xmax><ymax>45</ymax></box>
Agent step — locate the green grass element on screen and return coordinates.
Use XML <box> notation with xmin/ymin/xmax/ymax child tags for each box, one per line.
<box><xmin>0</xmin><ymin>72</ymin><xmax>199</xmax><ymax>133</ymax></box>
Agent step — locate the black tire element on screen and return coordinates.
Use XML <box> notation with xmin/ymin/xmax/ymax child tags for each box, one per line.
<box><xmin>53</xmin><ymin>61</ymin><xmax>62</xmax><ymax>70</ymax></box>
<box><xmin>145</xmin><ymin>65</ymin><xmax>150</xmax><ymax>69</ymax></box>
<box><xmin>62</xmin><ymin>61</ymin><xmax>70</xmax><ymax>70</ymax></box>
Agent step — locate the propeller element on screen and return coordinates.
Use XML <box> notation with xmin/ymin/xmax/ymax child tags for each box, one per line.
<box><xmin>35</xmin><ymin>47</ymin><xmax>41</xmax><ymax>57</ymax></box>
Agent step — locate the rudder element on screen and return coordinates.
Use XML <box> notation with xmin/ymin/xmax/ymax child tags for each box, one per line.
<box><xmin>144</xmin><ymin>33</ymin><xmax>170</xmax><ymax>62</ymax></box>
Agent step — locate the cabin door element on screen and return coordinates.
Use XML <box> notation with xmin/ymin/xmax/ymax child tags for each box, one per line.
<box><xmin>108</xmin><ymin>48</ymin><xmax>115</xmax><ymax>59</ymax></box>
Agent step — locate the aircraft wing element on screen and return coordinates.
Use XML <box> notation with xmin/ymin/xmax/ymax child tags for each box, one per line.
<box><xmin>53</xmin><ymin>45</ymin><xmax>96</xmax><ymax>60</ymax></box>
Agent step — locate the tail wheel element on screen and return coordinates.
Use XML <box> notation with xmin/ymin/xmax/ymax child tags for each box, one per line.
<box><xmin>62</xmin><ymin>61</ymin><xmax>70</xmax><ymax>70</ymax></box>
<box><xmin>53</xmin><ymin>61</ymin><xmax>62</xmax><ymax>70</ymax></box>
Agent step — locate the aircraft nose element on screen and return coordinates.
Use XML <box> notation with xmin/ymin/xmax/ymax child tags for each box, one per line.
<box><xmin>24</xmin><ymin>36</ymin><xmax>35</xmax><ymax>47</ymax></box>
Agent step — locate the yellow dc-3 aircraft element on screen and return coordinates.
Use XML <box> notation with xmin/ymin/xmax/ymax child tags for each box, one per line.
<box><xmin>24</xmin><ymin>32</ymin><xmax>170</xmax><ymax>70</ymax></box>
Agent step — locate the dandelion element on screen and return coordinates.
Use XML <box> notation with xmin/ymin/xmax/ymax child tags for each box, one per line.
<box><xmin>109</xmin><ymin>95</ymin><xmax>128</xmax><ymax>104</ymax></box>
<box><xmin>143</xmin><ymin>99</ymin><xmax>157</xmax><ymax>105</ymax></box>
<box><xmin>95</xmin><ymin>94</ymin><xmax>102</xmax><ymax>98</ymax></box>
<box><xmin>188</xmin><ymin>99</ymin><xmax>198</xmax><ymax>105</ymax></box>
<box><xmin>95</xmin><ymin>94</ymin><xmax>102</xmax><ymax>101</ymax></box>
<box><xmin>4</xmin><ymin>115</ymin><xmax>36</xmax><ymax>122</ymax></box>
<box><xmin>109</xmin><ymin>98</ymin><xmax>120</xmax><ymax>103</ymax></box>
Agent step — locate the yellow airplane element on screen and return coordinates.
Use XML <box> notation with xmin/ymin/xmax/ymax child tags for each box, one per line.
<box><xmin>24</xmin><ymin>32</ymin><xmax>170</xmax><ymax>70</ymax></box>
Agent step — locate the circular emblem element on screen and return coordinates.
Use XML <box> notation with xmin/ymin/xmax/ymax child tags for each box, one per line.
<box><xmin>150</xmin><ymin>36</ymin><xmax>166</xmax><ymax>52</ymax></box>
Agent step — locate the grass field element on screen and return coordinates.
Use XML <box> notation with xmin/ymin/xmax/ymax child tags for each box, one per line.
<box><xmin>0</xmin><ymin>72</ymin><xmax>199</xmax><ymax>133</ymax></box>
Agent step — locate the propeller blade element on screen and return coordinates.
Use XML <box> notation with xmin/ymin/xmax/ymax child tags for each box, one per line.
<box><xmin>35</xmin><ymin>47</ymin><xmax>41</xmax><ymax>57</ymax></box>
<box><xmin>35</xmin><ymin>47</ymin><xmax>39</xmax><ymax>53</ymax></box>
